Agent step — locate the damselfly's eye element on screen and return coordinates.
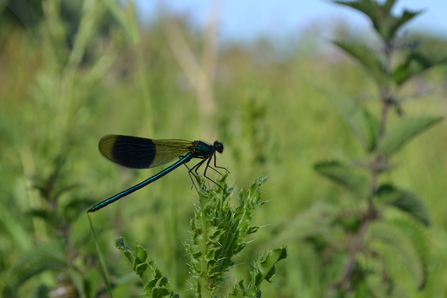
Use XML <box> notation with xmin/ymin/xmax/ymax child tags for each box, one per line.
<box><xmin>214</xmin><ymin>141</ymin><xmax>224</xmax><ymax>153</ymax></box>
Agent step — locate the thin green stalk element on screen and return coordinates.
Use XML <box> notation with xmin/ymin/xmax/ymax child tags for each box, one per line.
<box><xmin>88</xmin><ymin>215</ymin><xmax>113</xmax><ymax>298</ymax></box>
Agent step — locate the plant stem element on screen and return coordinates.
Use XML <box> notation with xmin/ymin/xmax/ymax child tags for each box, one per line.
<box><xmin>334</xmin><ymin>217</ymin><xmax>369</xmax><ymax>291</ymax></box>
<box><xmin>333</xmin><ymin>37</ymin><xmax>395</xmax><ymax>294</ymax></box>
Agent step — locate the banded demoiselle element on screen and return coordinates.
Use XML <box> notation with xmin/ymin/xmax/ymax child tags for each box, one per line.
<box><xmin>88</xmin><ymin>135</ymin><xmax>227</xmax><ymax>212</ymax></box>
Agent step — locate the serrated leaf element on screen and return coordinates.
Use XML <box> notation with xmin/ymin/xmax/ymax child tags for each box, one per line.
<box><xmin>379</xmin><ymin>9</ymin><xmax>421</xmax><ymax>40</ymax></box>
<box><xmin>333</xmin><ymin>0</ymin><xmax>384</xmax><ymax>23</ymax></box>
<box><xmin>377</xmin><ymin>184</ymin><xmax>430</xmax><ymax>225</ymax></box>
<box><xmin>333</xmin><ymin>40</ymin><xmax>388</xmax><ymax>86</ymax></box>
<box><xmin>275</xmin><ymin>201</ymin><xmax>339</xmax><ymax>244</ymax></box>
<box><xmin>251</xmin><ymin>247</ymin><xmax>287</xmax><ymax>287</ymax></box>
<box><xmin>229</xmin><ymin>279</ymin><xmax>246</xmax><ymax>297</ymax></box>
<box><xmin>0</xmin><ymin>208</ymin><xmax>33</xmax><ymax>251</ymax></box>
<box><xmin>136</xmin><ymin>245</ymin><xmax>148</xmax><ymax>263</ymax></box>
<box><xmin>115</xmin><ymin>237</ymin><xmax>136</xmax><ymax>266</ymax></box>
<box><xmin>383</xmin><ymin>0</ymin><xmax>397</xmax><ymax>12</ymax></box>
<box><xmin>135</xmin><ymin>263</ymin><xmax>149</xmax><ymax>280</ymax></box>
<box><xmin>115</xmin><ymin>237</ymin><xmax>178</xmax><ymax>296</ymax></box>
<box><xmin>367</xmin><ymin>221</ymin><xmax>424</xmax><ymax>288</ymax></box>
<box><xmin>64</xmin><ymin>198</ymin><xmax>96</xmax><ymax>222</ymax></box>
<box><xmin>151</xmin><ymin>288</ymin><xmax>170</xmax><ymax>297</ymax></box>
<box><xmin>379</xmin><ymin>116</ymin><xmax>443</xmax><ymax>157</ymax></box>
<box><xmin>314</xmin><ymin>160</ymin><xmax>369</xmax><ymax>198</ymax></box>
<box><xmin>333</xmin><ymin>1</ymin><xmax>422</xmax><ymax>40</ymax></box>
<box><xmin>27</xmin><ymin>208</ymin><xmax>54</xmax><ymax>223</ymax></box>
<box><xmin>393</xmin><ymin>51</ymin><xmax>447</xmax><ymax>85</ymax></box>
<box><xmin>391</xmin><ymin>219</ymin><xmax>428</xmax><ymax>289</ymax></box>
<box><xmin>319</xmin><ymin>88</ymin><xmax>379</xmax><ymax>151</ymax></box>
<box><xmin>11</xmin><ymin>245</ymin><xmax>67</xmax><ymax>286</ymax></box>
<box><xmin>352</xmin><ymin>107</ymin><xmax>379</xmax><ymax>152</ymax></box>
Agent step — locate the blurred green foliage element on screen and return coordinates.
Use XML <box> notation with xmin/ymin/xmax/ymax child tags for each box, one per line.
<box><xmin>1</xmin><ymin>0</ymin><xmax>447</xmax><ymax>297</ymax></box>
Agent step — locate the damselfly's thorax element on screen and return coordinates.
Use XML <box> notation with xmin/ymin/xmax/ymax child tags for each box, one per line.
<box><xmin>189</xmin><ymin>140</ymin><xmax>224</xmax><ymax>159</ymax></box>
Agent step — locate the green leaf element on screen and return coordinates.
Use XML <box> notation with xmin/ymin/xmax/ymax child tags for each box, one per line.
<box><xmin>228</xmin><ymin>280</ymin><xmax>246</xmax><ymax>297</ymax></box>
<box><xmin>332</xmin><ymin>40</ymin><xmax>388</xmax><ymax>86</ymax></box>
<box><xmin>320</xmin><ymin>88</ymin><xmax>380</xmax><ymax>151</ymax></box>
<box><xmin>11</xmin><ymin>244</ymin><xmax>67</xmax><ymax>287</ymax></box>
<box><xmin>333</xmin><ymin>0</ymin><xmax>422</xmax><ymax>40</ymax></box>
<box><xmin>383</xmin><ymin>0</ymin><xmax>398</xmax><ymax>12</ymax></box>
<box><xmin>275</xmin><ymin>201</ymin><xmax>339</xmax><ymax>244</ymax></box>
<box><xmin>136</xmin><ymin>245</ymin><xmax>148</xmax><ymax>263</ymax></box>
<box><xmin>379</xmin><ymin>116</ymin><xmax>443</xmax><ymax>157</ymax></box>
<box><xmin>379</xmin><ymin>9</ymin><xmax>421</xmax><ymax>40</ymax></box>
<box><xmin>27</xmin><ymin>208</ymin><xmax>54</xmax><ymax>222</ymax></box>
<box><xmin>352</xmin><ymin>107</ymin><xmax>380</xmax><ymax>152</ymax></box>
<box><xmin>377</xmin><ymin>184</ymin><xmax>430</xmax><ymax>226</ymax></box>
<box><xmin>248</xmin><ymin>247</ymin><xmax>287</xmax><ymax>293</ymax></box>
<box><xmin>63</xmin><ymin>198</ymin><xmax>96</xmax><ymax>222</ymax></box>
<box><xmin>0</xmin><ymin>208</ymin><xmax>33</xmax><ymax>251</ymax></box>
<box><xmin>314</xmin><ymin>160</ymin><xmax>369</xmax><ymax>198</ymax></box>
<box><xmin>391</xmin><ymin>219</ymin><xmax>428</xmax><ymax>289</ymax></box>
<box><xmin>367</xmin><ymin>221</ymin><xmax>425</xmax><ymax>288</ymax></box>
<box><xmin>116</xmin><ymin>237</ymin><xmax>179</xmax><ymax>296</ymax></box>
<box><xmin>115</xmin><ymin>237</ymin><xmax>136</xmax><ymax>265</ymax></box>
<box><xmin>393</xmin><ymin>51</ymin><xmax>447</xmax><ymax>85</ymax></box>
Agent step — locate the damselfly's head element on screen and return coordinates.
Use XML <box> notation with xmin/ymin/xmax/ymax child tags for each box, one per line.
<box><xmin>213</xmin><ymin>141</ymin><xmax>224</xmax><ymax>154</ymax></box>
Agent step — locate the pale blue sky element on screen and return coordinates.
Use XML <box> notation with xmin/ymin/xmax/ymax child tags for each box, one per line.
<box><xmin>133</xmin><ymin>1</ymin><xmax>447</xmax><ymax>41</ymax></box>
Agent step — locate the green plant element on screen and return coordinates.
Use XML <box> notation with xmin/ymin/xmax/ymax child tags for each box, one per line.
<box><xmin>113</xmin><ymin>174</ymin><xmax>287</xmax><ymax>298</ymax></box>
<box><xmin>290</xmin><ymin>0</ymin><xmax>447</xmax><ymax>297</ymax></box>
<box><xmin>0</xmin><ymin>0</ymin><xmax>122</xmax><ymax>297</ymax></box>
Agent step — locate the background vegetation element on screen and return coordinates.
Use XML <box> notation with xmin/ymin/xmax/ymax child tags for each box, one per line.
<box><xmin>1</xmin><ymin>0</ymin><xmax>447</xmax><ymax>297</ymax></box>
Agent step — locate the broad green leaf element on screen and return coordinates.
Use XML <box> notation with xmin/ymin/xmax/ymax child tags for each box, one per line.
<box><xmin>379</xmin><ymin>9</ymin><xmax>421</xmax><ymax>40</ymax></box>
<box><xmin>27</xmin><ymin>209</ymin><xmax>53</xmax><ymax>222</ymax></box>
<box><xmin>11</xmin><ymin>244</ymin><xmax>67</xmax><ymax>287</ymax></box>
<box><xmin>367</xmin><ymin>221</ymin><xmax>425</xmax><ymax>288</ymax></box>
<box><xmin>333</xmin><ymin>0</ymin><xmax>422</xmax><ymax>40</ymax></box>
<box><xmin>333</xmin><ymin>0</ymin><xmax>383</xmax><ymax>21</ymax></box>
<box><xmin>377</xmin><ymin>184</ymin><xmax>430</xmax><ymax>226</ymax></box>
<box><xmin>391</xmin><ymin>219</ymin><xmax>428</xmax><ymax>289</ymax></box>
<box><xmin>352</xmin><ymin>107</ymin><xmax>380</xmax><ymax>152</ymax></box>
<box><xmin>320</xmin><ymin>88</ymin><xmax>379</xmax><ymax>151</ymax></box>
<box><xmin>0</xmin><ymin>208</ymin><xmax>33</xmax><ymax>251</ymax></box>
<box><xmin>383</xmin><ymin>0</ymin><xmax>398</xmax><ymax>12</ymax></box>
<box><xmin>333</xmin><ymin>41</ymin><xmax>389</xmax><ymax>86</ymax></box>
<box><xmin>275</xmin><ymin>201</ymin><xmax>339</xmax><ymax>244</ymax></box>
<box><xmin>379</xmin><ymin>116</ymin><xmax>443</xmax><ymax>157</ymax></box>
<box><xmin>63</xmin><ymin>198</ymin><xmax>96</xmax><ymax>222</ymax></box>
<box><xmin>393</xmin><ymin>51</ymin><xmax>447</xmax><ymax>85</ymax></box>
<box><xmin>314</xmin><ymin>160</ymin><xmax>369</xmax><ymax>198</ymax></box>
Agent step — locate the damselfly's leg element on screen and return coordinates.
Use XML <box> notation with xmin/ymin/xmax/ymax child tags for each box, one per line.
<box><xmin>186</xmin><ymin>158</ymin><xmax>208</xmax><ymax>189</ymax></box>
<box><xmin>213</xmin><ymin>152</ymin><xmax>229</xmax><ymax>174</ymax></box>
<box><xmin>201</xmin><ymin>156</ymin><xmax>224</xmax><ymax>188</ymax></box>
